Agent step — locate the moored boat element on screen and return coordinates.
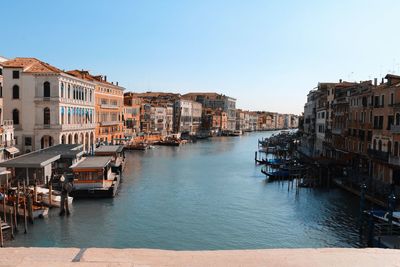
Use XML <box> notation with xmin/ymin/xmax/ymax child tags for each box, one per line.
<box><xmin>125</xmin><ymin>142</ymin><xmax>149</xmax><ymax>151</ymax></box>
<box><xmin>69</xmin><ymin>156</ymin><xmax>120</xmax><ymax>198</ymax></box>
<box><xmin>35</xmin><ymin>186</ymin><xmax>73</xmax><ymax>208</ymax></box>
<box><xmin>95</xmin><ymin>145</ymin><xmax>125</xmax><ymax>173</ymax></box>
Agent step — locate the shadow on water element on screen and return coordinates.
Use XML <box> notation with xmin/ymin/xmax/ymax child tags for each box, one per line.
<box><xmin>9</xmin><ymin>132</ymin><xmax>360</xmax><ymax>249</ymax></box>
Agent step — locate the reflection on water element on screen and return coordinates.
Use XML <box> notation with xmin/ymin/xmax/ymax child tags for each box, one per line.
<box><xmin>9</xmin><ymin>131</ymin><xmax>361</xmax><ymax>249</ymax></box>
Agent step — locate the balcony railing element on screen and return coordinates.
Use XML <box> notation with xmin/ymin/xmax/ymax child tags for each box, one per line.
<box><xmin>367</xmin><ymin>149</ymin><xmax>389</xmax><ymax>161</ymax></box>
<box><xmin>390</xmin><ymin>124</ymin><xmax>400</xmax><ymax>134</ymax></box>
<box><xmin>389</xmin><ymin>155</ymin><xmax>400</xmax><ymax>166</ymax></box>
<box><xmin>332</xmin><ymin>128</ymin><xmax>343</xmax><ymax>135</ymax></box>
<box><xmin>100</xmin><ymin>121</ymin><xmax>120</xmax><ymax>126</ymax></box>
<box><xmin>100</xmin><ymin>104</ymin><xmax>119</xmax><ymax>109</ymax></box>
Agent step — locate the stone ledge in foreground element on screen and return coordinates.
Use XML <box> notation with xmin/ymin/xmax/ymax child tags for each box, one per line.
<box><xmin>0</xmin><ymin>247</ymin><xmax>399</xmax><ymax>267</ymax></box>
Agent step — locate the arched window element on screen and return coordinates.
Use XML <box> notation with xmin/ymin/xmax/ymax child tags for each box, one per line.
<box><xmin>60</xmin><ymin>107</ymin><xmax>64</xmax><ymax>124</ymax></box>
<box><xmin>12</xmin><ymin>85</ymin><xmax>19</xmax><ymax>99</ymax></box>
<box><xmin>44</xmin><ymin>82</ymin><xmax>50</xmax><ymax>97</ymax></box>
<box><xmin>378</xmin><ymin>140</ymin><xmax>382</xmax><ymax>151</ymax></box>
<box><xmin>68</xmin><ymin>84</ymin><xmax>71</xmax><ymax>98</ymax></box>
<box><xmin>395</xmin><ymin>142</ymin><xmax>399</xmax><ymax>157</ymax></box>
<box><xmin>12</xmin><ymin>109</ymin><xmax>19</xmax><ymax>124</ymax></box>
<box><xmin>44</xmin><ymin>107</ymin><xmax>50</xmax><ymax>125</ymax></box>
<box><xmin>396</xmin><ymin>113</ymin><xmax>400</xmax><ymax>126</ymax></box>
<box><xmin>373</xmin><ymin>139</ymin><xmax>377</xmax><ymax>150</ymax></box>
<box><xmin>388</xmin><ymin>141</ymin><xmax>392</xmax><ymax>155</ymax></box>
<box><xmin>60</xmin><ymin>83</ymin><xmax>64</xmax><ymax>98</ymax></box>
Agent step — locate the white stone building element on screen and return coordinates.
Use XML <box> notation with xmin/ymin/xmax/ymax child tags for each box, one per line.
<box><xmin>174</xmin><ymin>99</ymin><xmax>202</xmax><ymax>134</ymax></box>
<box><xmin>2</xmin><ymin>58</ymin><xmax>96</xmax><ymax>153</ymax></box>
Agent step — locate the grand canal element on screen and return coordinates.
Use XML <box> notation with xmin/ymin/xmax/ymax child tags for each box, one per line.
<box><xmin>10</xmin><ymin>131</ymin><xmax>361</xmax><ymax>249</ymax></box>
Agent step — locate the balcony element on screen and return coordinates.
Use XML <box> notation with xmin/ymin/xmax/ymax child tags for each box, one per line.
<box><xmin>100</xmin><ymin>121</ymin><xmax>120</xmax><ymax>126</ymax></box>
<box><xmin>367</xmin><ymin>149</ymin><xmax>389</xmax><ymax>161</ymax></box>
<box><xmin>389</xmin><ymin>155</ymin><xmax>400</xmax><ymax>166</ymax></box>
<box><xmin>332</xmin><ymin>128</ymin><xmax>343</xmax><ymax>135</ymax></box>
<box><xmin>390</xmin><ymin>124</ymin><xmax>400</xmax><ymax>134</ymax></box>
<box><xmin>60</xmin><ymin>123</ymin><xmax>97</xmax><ymax>131</ymax></box>
<box><xmin>100</xmin><ymin>104</ymin><xmax>119</xmax><ymax>109</ymax></box>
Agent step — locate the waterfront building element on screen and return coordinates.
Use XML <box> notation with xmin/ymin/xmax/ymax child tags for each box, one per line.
<box><xmin>152</xmin><ymin>106</ymin><xmax>168</xmax><ymax>136</ymax></box>
<box><xmin>243</xmin><ymin>111</ymin><xmax>250</xmax><ymax>131</ymax></box>
<box><xmin>182</xmin><ymin>93</ymin><xmax>236</xmax><ymax>131</ymax></box>
<box><xmin>299</xmin><ymin>89</ymin><xmax>317</xmax><ymax>157</ymax></box>
<box><xmin>235</xmin><ymin>109</ymin><xmax>245</xmax><ymax>131</ymax></box>
<box><xmin>202</xmin><ymin>108</ymin><xmax>227</xmax><ymax>134</ymax></box>
<box><xmin>67</xmin><ymin>70</ymin><xmax>125</xmax><ymax>145</ymax></box>
<box><xmin>123</xmin><ymin>93</ymin><xmax>141</xmax><ymax>137</ymax></box>
<box><xmin>174</xmin><ymin>99</ymin><xmax>202</xmax><ymax>134</ymax></box>
<box><xmin>249</xmin><ymin>112</ymin><xmax>259</xmax><ymax>131</ymax></box>
<box><xmin>1</xmin><ymin>58</ymin><xmax>95</xmax><ymax>153</ymax></box>
<box><xmin>315</xmin><ymin>85</ymin><xmax>328</xmax><ymax>156</ymax></box>
<box><xmin>0</xmin><ymin>56</ymin><xmax>16</xmax><ymax>160</ymax></box>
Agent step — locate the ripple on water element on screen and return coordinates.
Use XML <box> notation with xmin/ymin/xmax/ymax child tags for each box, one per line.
<box><xmin>9</xmin><ymin>132</ymin><xmax>360</xmax><ymax>249</ymax></box>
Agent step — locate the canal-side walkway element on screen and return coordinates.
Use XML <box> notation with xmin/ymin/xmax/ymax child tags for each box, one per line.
<box><xmin>1</xmin><ymin>247</ymin><xmax>400</xmax><ymax>266</ymax></box>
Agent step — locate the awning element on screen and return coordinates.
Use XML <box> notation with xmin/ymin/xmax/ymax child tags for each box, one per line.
<box><xmin>5</xmin><ymin>147</ymin><xmax>20</xmax><ymax>155</ymax></box>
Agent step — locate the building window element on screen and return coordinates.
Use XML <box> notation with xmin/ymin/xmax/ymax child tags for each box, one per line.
<box><xmin>12</xmin><ymin>85</ymin><xmax>19</xmax><ymax>99</ymax></box>
<box><xmin>25</xmin><ymin>137</ymin><xmax>32</xmax><ymax>146</ymax></box>
<box><xmin>44</xmin><ymin>107</ymin><xmax>50</xmax><ymax>125</ymax></box>
<box><xmin>60</xmin><ymin>83</ymin><xmax>64</xmax><ymax>98</ymax></box>
<box><xmin>44</xmin><ymin>81</ymin><xmax>50</xmax><ymax>98</ymax></box>
<box><xmin>13</xmin><ymin>109</ymin><xmax>19</xmax><ymax>124</ymax></box>
<box><xmin>12</xmin><ymin>71</ymin><xmax>19</xmax><ymax>79</ymax></box>
<box><xmin>391</xmin><ymin>93</ymin><xmax>394</xmax><ymax>105</ymax></box>
<box><xmin>68</xmin><ymin>84</ymin><xmax>71</xmax><ymax>98</ymax></box>
<box><xmin>381</xmin><ymin>95</ymin><xmax>385</xmax><ymax>107</ymax></box>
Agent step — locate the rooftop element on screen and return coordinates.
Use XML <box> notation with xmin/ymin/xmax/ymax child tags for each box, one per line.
<box><xmin>1</xmin><ymin>57</ymin><xmax>62</xmax><ymax>73</ymax></box>
<box><xmin>0</xmin><ymin>144</ymin><xmax>83</xmax><ymax>168</ymax></box>
<box><xmin>70</xmin><ymin>156</ymin><xmax>111</xmax><ymax>169</ymax></box>
<box><xmin>95</xmin><ymin>145</ymin><xmax>124</xmax><ymax>154</ymax></box>
<box><xmin>67</xmin><ymin>69</ymin><xmax>124</xmax><ymax>90</ymax></box>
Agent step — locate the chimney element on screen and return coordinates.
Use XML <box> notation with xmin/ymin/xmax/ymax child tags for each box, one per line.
<box><xmin>381</xmin><ymin>78</ymin><xmax>384</xmax><ymax>84</ymax></box>
<box><xmin>116</xmin><ymin>81</ymin><xmax>119</xmax><ymax>86</ymax></box>
<box><xmin>374</xmin><ymin>78</ymin><xmax>377</xmax><ymax>86</ymax></box>
<box><xmin>111</xmin><ymin>82</ymin><xmax>114</xmax><ymax>85</ymax></box>
<box><xmin>104</xmin><ymin>75</ymin><xmax>107</xmax><ymax>82</ymax></box>
<box><xmin>339</xmin><ymin>79</ymin><xmax>342</xmax><ymax>83</ymax></box>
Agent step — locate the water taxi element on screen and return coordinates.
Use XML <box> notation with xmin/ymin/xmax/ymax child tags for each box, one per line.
<box><xmin>94</xmin><ymin>145</ymin><xmax>125</xmax><ymax>173</ymax></box>
<box><xmin>69</xmin><ymin>156</ymin><xmax>120</xmax><ymax>198</ymax></box>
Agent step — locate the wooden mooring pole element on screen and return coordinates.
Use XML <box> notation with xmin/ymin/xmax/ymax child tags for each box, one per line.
<box><xmin>9</xmin><ymin>207</ymin><xmax>14</xmax><ymax>239</ymax></box>
<box><xmin>22</xmin><ymin>181</ymin><xmax>27</xmax><ymax>234</ymax></box>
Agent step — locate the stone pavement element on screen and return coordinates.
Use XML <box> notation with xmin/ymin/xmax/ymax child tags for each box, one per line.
<box><xmin>0</xmin><ymin>247</ymin><xmax>399</xmax><ymax>267</ymax></box>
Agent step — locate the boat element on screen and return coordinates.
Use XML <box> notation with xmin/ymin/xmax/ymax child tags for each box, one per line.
<box><xmin>255</xmin><ymin>158</ymin><xmax>268</xmax><ymax>165</ymax></box>
<box><xmin>95</xmin><ymin>145</ymin><xmax>125</xmax><ymax>173</ymax></box>
<box><xmin>368</xmin><ymin>210</ymin><xmax>400</xmax><ymax>227</ymax></box>
<box><xmin>262</xmin><ymin>169</ymin><xmax>290</xmax><ymax>182</ymax></box>
<box><xmin>125</xmin><ymin>142</ymin><xmax>149</xmax><ymax>151</ymax></box>
<box><xmin>155</xmin><ymin>138</ymin><xmax>181</xmax><ymax>146</ymax></box>
<box><xmin>69</xmin><ymin>156</ymin><xmax>120</xmax><ymax>198</ymax></box>
<box><xmin>0</xmin><ymin>194</ymin><xmax>49</xmax><ymax>218</ymax></box>
<box><xmin>35</xmin><ymin>186</ymin><xmax>73</xmax><ymax>208</ymax></box>
<box><xmin>231</xmin><ymin>130</ymin><xmax>242</xmax><ymax>136</ymax></box>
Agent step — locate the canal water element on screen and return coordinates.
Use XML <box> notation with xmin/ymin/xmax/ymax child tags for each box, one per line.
<box><xmin>9</xmin><ymin>131</ymin><xmax>361</xmax><ymax>249</ymax></box>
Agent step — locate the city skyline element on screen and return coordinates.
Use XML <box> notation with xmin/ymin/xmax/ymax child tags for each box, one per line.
<box><xmin>2</xmin><ymin>0</ymin><xmax>400</xmax><ymax>114</ymax></box>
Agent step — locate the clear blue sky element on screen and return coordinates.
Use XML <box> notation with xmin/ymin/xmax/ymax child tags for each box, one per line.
<box><xmin>2</xmin><ymin>0</ymin><xmax>400</xmax><ymax>114</ymax></box>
